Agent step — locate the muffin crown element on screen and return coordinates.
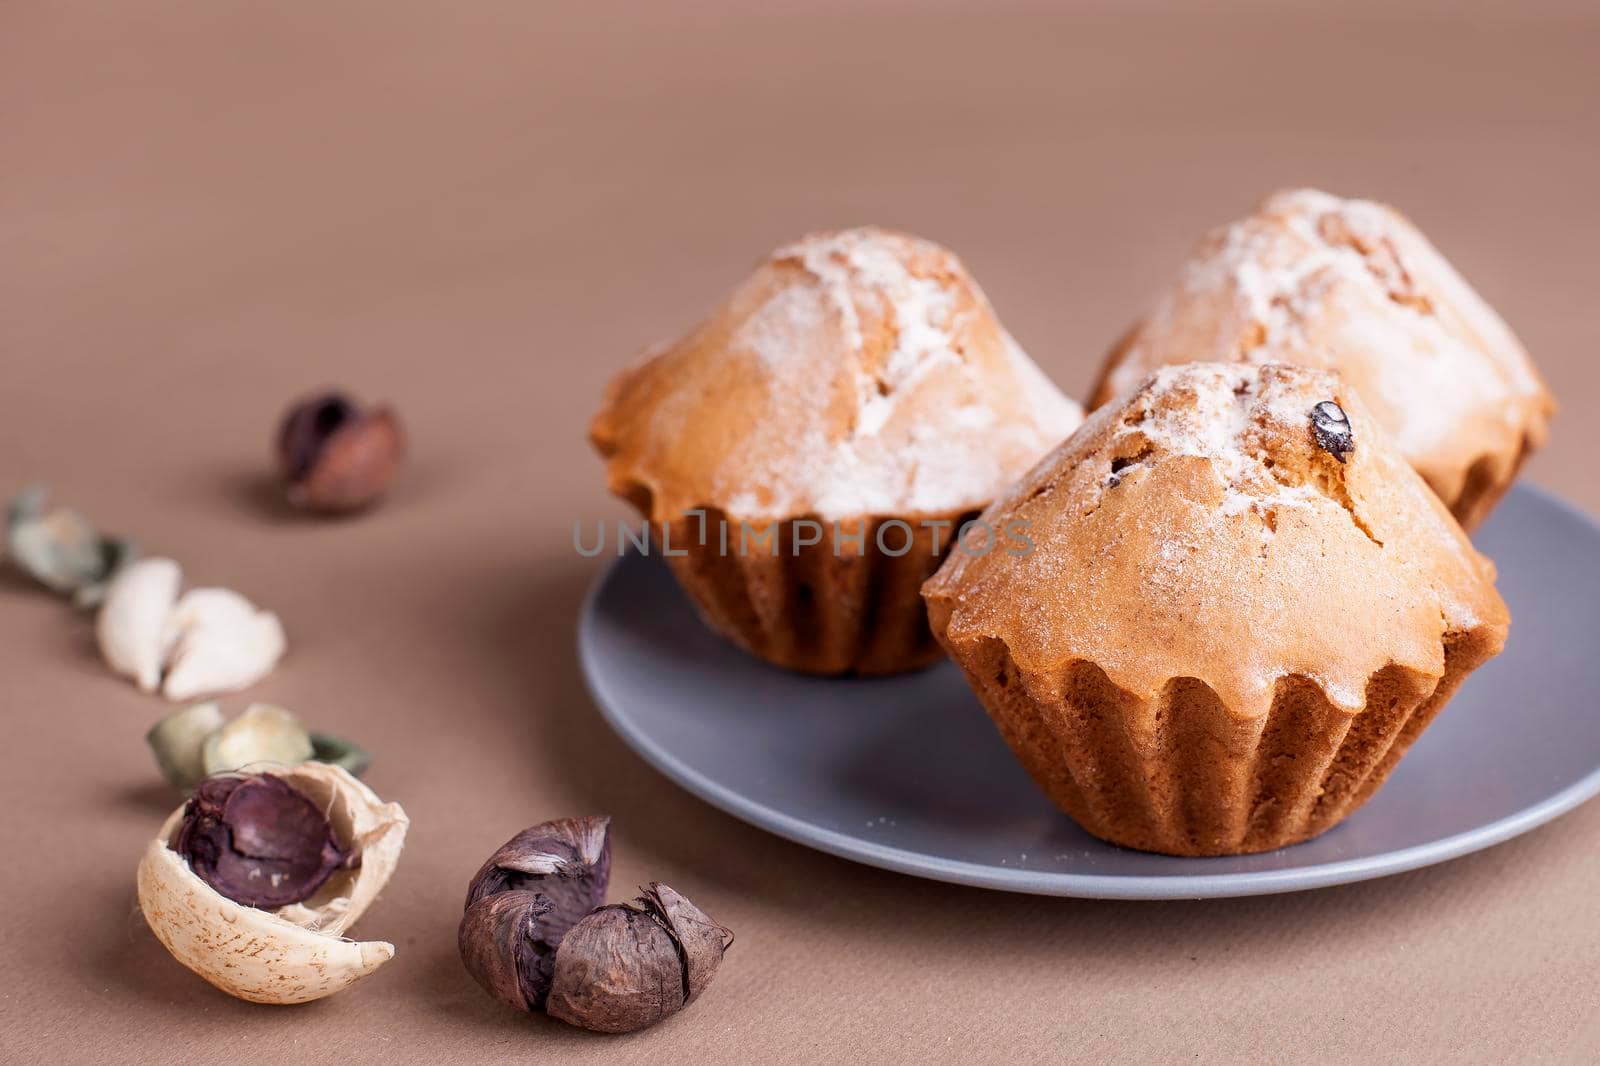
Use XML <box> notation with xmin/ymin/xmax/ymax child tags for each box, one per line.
<box><xmin>926</xmin><ymin>362</ymin><xmax>1508</xmax><ymax>718</ymax></box>
<box><xmin>1093</xmin><ymin>189</ymin><xmax>1553</xmax><ymax>520</ymax></box>
<box><xmin>590</xmin><ymin>227</ymin><xmax>1082</xmax><ymax>522</ymax></box>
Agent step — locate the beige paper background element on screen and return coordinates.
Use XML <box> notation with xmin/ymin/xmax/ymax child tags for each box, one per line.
<box><xmin>3</xmin><ymin>2</ymin><xmax>1598</xmax><ymax>1062</ymax></box>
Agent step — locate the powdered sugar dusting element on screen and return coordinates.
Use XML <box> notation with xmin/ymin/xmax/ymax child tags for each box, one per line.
<box><xmin>929</xmin><ymin>359</ymin><xmax>1507</xmax><ymax>721</ymax></box>
<box><xmin>780</xmin><ymin>229</ymin><xmax>970</xmax><ymax>438</ymax></box>
<box><xmin>1105</xmin><ymin>189</ymin><xmax>1549</xmax><ymax>483</ymax></box>
<box><xmin>739</xmin><ymin>284</ymin><xmax>828</xmax><ymax>370</ymax></box>
<box><xmin>1118</xmin><ymin>365</ymin><xmax>1322</xmax><ymax>518</ymax></box>
<box><xmin>603</xmin><ymin>227</ymin><xmax>1084</xmax><ymax>521</ymax></box>
<box><xmin>857</xmin><ymin>276</ymin><xmax>961</xmax><ymax>437</ymax></box>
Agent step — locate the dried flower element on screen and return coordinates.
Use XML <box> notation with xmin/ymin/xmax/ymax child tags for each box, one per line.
<box><xmin>97</xmin><ymin>557</ymin><xmax>182</xmax><ymax>690</ymax></box>
<box><xmin>147</xmin><ymin>703</ymin><xmax>371</xmax><ymax>790</ymax></box>
<box><xmin>5</xmin><ymin>486</ymin><xmax>137</xmax><ymax>607</ymax></box>
<box><xmin>459</xmin><ymin>817</ymin><xmax>732</xmax><ymax>1034</ymax></box>
<box><xmin>277</xmin><ymin>391</ymin><xmax>405</xmax><ymax>513</ymax></box>
<box><xmin>96</xmin><ymin>557</ymin><xmax>285</xmax><ymax>700</ymax></box>
<box><xmin>138</xmin><ymin>762</ymin><xmax>409</xmax><ymax>1004</ymax></box>
<box><xmin>200</xmin><ymin>704</ymin><xmax>314</xmax><ymax>777</ymax></box>
<box><xmin>173</xmin><ymin>773</ymin><xmax>353</xmax><ymax>908</ymax></box>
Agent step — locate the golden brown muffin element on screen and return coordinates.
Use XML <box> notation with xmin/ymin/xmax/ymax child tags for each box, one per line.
<box><xmin>591</xmin><ymin>227</ymin><xmax>1083</xmax><ymax>675</ymax></box>
<box><xmin>1090</xmin><ymin>189</ymin><xmax>1553</xmax><ymax>529</ymax></box>
<box><xmin>925</xmin><ymin>362</ymin><xmax>1508</xmax><ymax>855</ymax></box>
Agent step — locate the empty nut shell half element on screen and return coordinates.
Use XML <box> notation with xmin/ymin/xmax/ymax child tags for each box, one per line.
<box><xmin>136</xmin><ymin>762</ymin><xmax>408</xmax><ymax>1004</ymax></box>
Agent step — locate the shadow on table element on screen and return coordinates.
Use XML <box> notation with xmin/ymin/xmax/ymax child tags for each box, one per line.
<box><xmin>211</xmin><ymin>456</ymin><xmax>460</xmax><ymax>526</ymax></box>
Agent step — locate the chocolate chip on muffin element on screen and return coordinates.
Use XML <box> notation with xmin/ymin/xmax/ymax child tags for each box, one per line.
<box><xmin>1310</xmin><ymin>400</ymin><xmax>1354</xmax><ymax>462</ymax></box>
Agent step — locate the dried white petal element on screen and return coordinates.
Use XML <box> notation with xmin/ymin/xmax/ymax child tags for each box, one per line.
<box><xmin>135</xmin><ymin>762</ymin><xmax>408</xmax><ymax>1004</ymax></box>
<box><xmin>95</xmin><ymin>560</ymin><xmax>286</xmax><ymax>700</ymax></box>
<box><xmin>160</xmin><ymin>587</ymin><xmax>287</xmax><ymax>700</ymax></box>
<box><xmin>95</xmin><ymin>557</ymin><xmax>182</xmax><ymax>692</ymax></box>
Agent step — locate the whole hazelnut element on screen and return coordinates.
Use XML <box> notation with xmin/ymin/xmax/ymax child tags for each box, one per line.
<box><xmin>276</xmin><ymin>391</ymin><xmax>404</xmax><ymax>513</ymax></box>
<box><xmin>459</xmin><ymin>816</ymin><xmax>611</xmax><ymax>1012</ymax></box>
<box><xmin>546</xmin><ymin>883</ymin><xmax>733</xmax><ymax>1033</ymax></box>
<box><xmin>458</xmin><ymin>817</ymin><xmax>733</xmax><ymax>1034</ymax></box>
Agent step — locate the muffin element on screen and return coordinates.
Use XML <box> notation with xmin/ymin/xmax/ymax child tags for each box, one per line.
<box><xmin>1090</xmin><ymin>189</ymin><xmax>1553</xmax><ymax>529</ymax></box>
<box><xmin>924</xmin><ymin>362</ymin><xmax>1508</xmax><ymax>856</ymax></box>
<box><xmin>590</xmin><ymin>227</ymin><xmax>1083</xmax><ymax>675</ymax></box>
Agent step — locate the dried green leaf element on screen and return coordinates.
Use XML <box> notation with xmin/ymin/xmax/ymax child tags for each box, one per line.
<box><xmin>309</xmin><ymin>732</ymin><xmax>372</xmax><ymax>777</ymax></box>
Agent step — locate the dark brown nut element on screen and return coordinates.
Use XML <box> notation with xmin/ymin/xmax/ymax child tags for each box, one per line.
<box><xmin>458</xmin><ymin>890</ymin><xmax>556</xmax><ymax>1014</ymax></box>
<box><xmin>172</xmin><ymin>772</ymin><xmax>354</xmax><ymax>908</ymax></box>
<box><xmin>458</xmin><ymin>818</ymin><xmax>732</xmax><ymax>1034</ymax></box>
<box><xmin>546</xmin><ymin>884</ymin><xmax>733</xmax><ymax>1034</ymax></box>
<box><xmin>459</xmin><ymin>816</ymin><xmax>611</xmax><ymax>1011</ymax></box>
<box><xmin>276</xmin><ymin>391</ymin><xmax>405</xmax><ymax>513</ymax></box>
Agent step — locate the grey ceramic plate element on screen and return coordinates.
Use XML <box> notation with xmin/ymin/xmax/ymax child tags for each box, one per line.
<box><xmin>577</xmin><ymin>484</ymin><xmax>1600</xmax><ymax>898</ymax></box>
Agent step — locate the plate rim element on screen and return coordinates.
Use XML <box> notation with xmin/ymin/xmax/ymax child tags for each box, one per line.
<box><xmin>576</xmin><ymin>484</ymin><xmax>1600</xmax><ymax>899</ymax></box>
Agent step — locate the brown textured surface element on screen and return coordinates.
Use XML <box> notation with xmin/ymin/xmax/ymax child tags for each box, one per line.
<box><xmin>4</xmin><ymin>2</ymin><xmax>1600</xmax><ymax>1063</ymax></box>
<box><xmin>940</xmin><ymin>626</ymin><xmax>1502</xmax><ymax>857</ymax></box>
<box><xmin>1088</xmin><ymin>189</ymin><xmax>1555</xmax><ymax>529</ymax></box>
<box><xmin>924</xmin><ymin>364</ymin><xmax>1508</xmax><ymax>854</ymax></box>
